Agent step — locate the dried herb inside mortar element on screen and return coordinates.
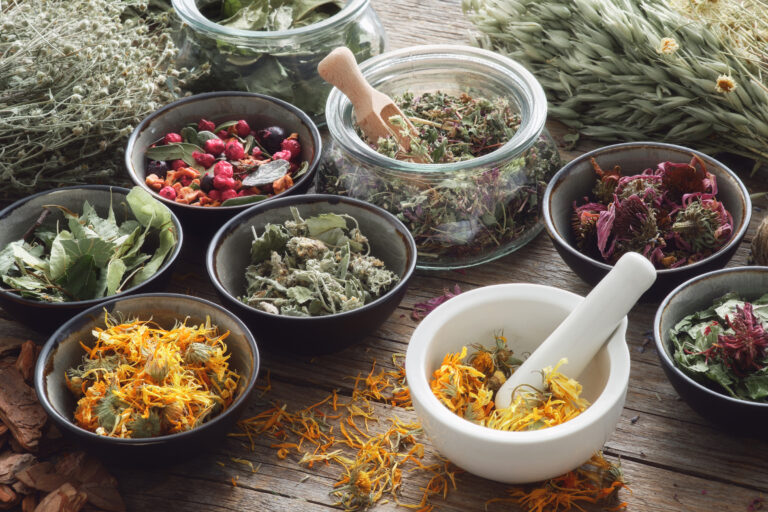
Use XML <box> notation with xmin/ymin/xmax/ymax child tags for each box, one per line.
<box><xmin>241</xmin><ymin>206</ymin><xmax>399</xmax><ymax>316</ymax></box>
<box><xmin>670</xmin><ymin>292</ymin><xmax>768</xmax><ymax>402</ymax></box>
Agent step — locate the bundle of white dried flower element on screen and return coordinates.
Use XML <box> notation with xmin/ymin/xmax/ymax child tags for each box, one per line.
<box><xmin>0</xmin><ymin>0</ymin><xmax>207</xmax><ymax>202</ymax></box>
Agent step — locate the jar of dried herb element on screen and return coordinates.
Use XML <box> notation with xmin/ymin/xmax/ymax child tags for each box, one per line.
<box><xmin>318</xmin><ymin>45</ymin><xmax>561</xmax><ymax>270</ymax></box>
<box><xmin>171</xmin><ymin>0</ymin><xmax>387</xmax><ymax>121</ymax></box>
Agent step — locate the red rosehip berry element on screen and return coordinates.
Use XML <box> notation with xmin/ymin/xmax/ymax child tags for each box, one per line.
<box><xmin>235</xmin><ymin>120</ymin><xmax>250</xmax><ymax>137</ymax></box>
<box><xmin>280</xmin><ymin>138</ymin><xmax>301</xmax><ymax>159</ymax></box>
<box><xmin>179</xmin><ymin>175</ymin><xmax>193</xmax><ymax>187</ymax></box>
<box><xmin>164</xmin><ymin>133</ymin><xmax>183</xmax><ymax>144</ymax></box>
<box><xmin>272</xmin><ymin>150</ymin><xmax>292</xmax><ymax>161</ymax></box>
<box><xmin>213</xmin><ymin>174</ymin><xmax>236</xmax><ymax>191</ymax></box>
<box><xmin>217</xmin><ymin>130</ymin><xmax>229</xmax><ymax>139</ymax></box>
<box><xmin>204</xmin><ymin>138</ymin><xmax>226</xmax><ymax>156</ymax></box>
<box><xmin>192</xmin><ymin>151</ymin><xmax>216</xmax><ymax>168</ymax></box>
<box><xmin>197</xmin><ymin>119</ymin><xmax>216</xmax><ymax>132</ymax></box>
<box><xmin>170</xmin><ymin>159</ymin><xmax>186</xmax><ymax>171</ymax></box>
<box><xmin>251</xmin><ymin>147</ymin><xmax>262</xmax><ymax>158</ymax></box>
<box><xmin>159</xmin><ymin>186</ymin><xmax>176</xmax><ymax>200</ymax></box>
<box><xmin>207</xmin><ymin>189</ymin><xmax>222</xmax><ymax>201</ymax></box>
<box><xmin>220</xmin><ymin>189</ymin><xmax>238</xmax><ymax>201</ymax></box>
<box><xmin>225</xmin><ymin>140</ymin><xmax>245</xmax><ymax>161</ymax></box>
<box><xmin>213</xmin><ymin>161</ymin><xmax>233</xmax><ymax>178</ymax></box>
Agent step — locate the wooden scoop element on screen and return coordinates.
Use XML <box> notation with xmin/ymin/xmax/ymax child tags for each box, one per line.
<box><xmin>494</xmin><ymin>252</ymin><xmax>657</xmax><ymax>409</ymax></box>
<box><xmin>318</xmin><ymin>47</ymin><xmax>424</xmax><ymax>161</ymax></box>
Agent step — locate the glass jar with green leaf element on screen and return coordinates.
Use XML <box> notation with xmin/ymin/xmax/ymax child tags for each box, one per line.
<box><xmin>172</xmin><ymin>0</ymin><xmax>387</xmax><ymax>120</ymax></box>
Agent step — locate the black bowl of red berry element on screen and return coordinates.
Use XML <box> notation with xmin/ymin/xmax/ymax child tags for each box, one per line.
<box><xmin>125</xmin><ymin>91</ymin><xmax>322</xmax><ymax>229</ymax></box>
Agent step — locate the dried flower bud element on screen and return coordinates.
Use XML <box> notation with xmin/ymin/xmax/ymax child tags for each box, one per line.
<box><xmin>185</xmin><ymin>342</ymin><xmax>215</xmax><ymax>364</ymax></box>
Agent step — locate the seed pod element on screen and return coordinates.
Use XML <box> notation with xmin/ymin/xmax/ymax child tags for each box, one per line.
<box><xmin>752</xmin><ymin>215</ymin><xmax>768</xmax><ymax>266</ymax></box>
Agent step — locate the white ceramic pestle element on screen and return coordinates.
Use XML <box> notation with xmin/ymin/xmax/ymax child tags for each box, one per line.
<box><xmin>494</xmin><ymin>252</ymin><xmax>657</xmax><ymax>409</ymax></box>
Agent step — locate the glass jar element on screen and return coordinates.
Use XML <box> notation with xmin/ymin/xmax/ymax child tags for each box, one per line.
<box><xmin>171</xmin><ymin>0</ymin><xmax>387</xmax><ymax>121</ymax></box>
<box><xmin>318</xmin><ymin>45</ymin><xmax>562</xmax><ymax>270</ymax></box>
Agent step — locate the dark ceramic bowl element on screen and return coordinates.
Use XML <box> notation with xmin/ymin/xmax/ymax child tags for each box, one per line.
<box><xmin>543</xmin><ymin>142</ymin><xmax>751</xmax><ymax>301</ymax></box>
<box><xmin>35</xmin><ymin>293</ymin><xmax>259</xmax><ymax>457</ymax></box>
<box><xmin>125</xmin><ymin>91</ymin><xmax>322</xmax><ymax>230</ymax></box>
<box><xmin>0</xmin><ymin>186</ymin><xmax>183</xmax><ymax>332</ymax></box>
<box><xmin>207</xmin><ymin>194</ymin><xmax>417</xmax><ymax>355</ymax></box>
<box><xmin>654</xmin><ymin>267</ymin><xmax>768</xmax><ymax>431</ymax></box>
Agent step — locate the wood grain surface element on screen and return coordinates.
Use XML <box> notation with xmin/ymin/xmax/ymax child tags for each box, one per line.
<box><xmin>5</xmin><ymin>0</ymin><xmax>768</xmax><ymax>510</ymax></box>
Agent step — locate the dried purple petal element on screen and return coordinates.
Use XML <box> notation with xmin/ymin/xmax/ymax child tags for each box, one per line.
<box><xmin>412</xmin><ymin>284</ymin><xmax>462</xmax><ymax>320</ymax></box>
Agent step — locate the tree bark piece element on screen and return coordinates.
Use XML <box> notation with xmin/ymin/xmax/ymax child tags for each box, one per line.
<box><xmin>34</xmin><ymin>483</ymin><xmax>87</xmax><ymax>512</ymax></box>
<box><xmin>15</xmin><ymin>462</ymin><xmax>68</xmax><ymax>493</ymax></box>
<box><xmin>0</xmin><ymin>452</ymin><xmax>36</xmax><ymax>485</ymax></box>
<box><xmin>0</xmin><ymin>483</ymin><xmax>18</xmax><ymax>510</ymax></box>
<box><xmin>0</xmin><ymin>365</ymin><xmax>47</xmax><ymax>452</ymax></box>
<box><xmin>21</xmin><ymin>494</ymin><xmax>37</xmax><ymax>512</ymax></box>
<box><xmin>15</xmin><ymin>341</ymin><xmax>39</xmax><ymax>383</ymax></box>
<box><xmin>54</xmin><ymin>453</ymin><xmax>125</xmax><ymax>512</ymax></box>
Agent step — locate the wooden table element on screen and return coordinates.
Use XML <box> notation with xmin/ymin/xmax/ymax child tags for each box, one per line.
<box><xmin>7</xmin><ymin>1</ymin><xmax>768</xmax><ymax>510</ymax></box>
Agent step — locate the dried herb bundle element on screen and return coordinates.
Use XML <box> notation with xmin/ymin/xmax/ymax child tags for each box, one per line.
<box><xmin>241</xmin><ymin>207</ymin><xmax>399</xmax><ymax>316</ymax></box>
<box><xmin>670</xmin><ymin>292</ymin><xmax>768</xmax><ymax>401</ymax></box>
<box><xmin>0</xmin><ymin>0</ymin><xmax>200</xmax><ymax>203</ymax></box>
<box><xmin>0</xmin><ymin>188</ymin><xmax>177</xmax><ymax>302</ymax></box>
<box><xmin>463</xmin><ymin>0</ymin><xmax>768</xmax><ymax>166</ymax></box>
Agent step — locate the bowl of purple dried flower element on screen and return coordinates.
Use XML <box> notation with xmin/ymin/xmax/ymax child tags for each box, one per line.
<box><xmin>654</xmin><ymin>266</ymin><xmax>768</xmax><ymax>431</ymax></box>
<box><xmin>543</xmin><ymin>142</ymin><xmax>750</xmax><ymax>300</ymax></box>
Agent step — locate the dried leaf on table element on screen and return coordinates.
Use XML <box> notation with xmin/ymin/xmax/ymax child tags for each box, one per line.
<box><xmin>34</xmin><ymin>482</ymin><xmax>87</xmax><ymax>512</ymax></box>
<box><xmin>0</xmin><ymin>365</ymin><xmax>47</xmax><ymax>452</ymax></box>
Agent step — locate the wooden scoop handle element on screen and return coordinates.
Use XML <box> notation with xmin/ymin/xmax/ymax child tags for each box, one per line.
<box><xmin>318</xmin><ymin>47</ymin><xmax>376</xmax><ymax>111</ymax></box>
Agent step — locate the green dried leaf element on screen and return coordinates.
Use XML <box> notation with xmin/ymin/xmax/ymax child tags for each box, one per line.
<box><xmin>126</xmin><ymin>186</ymin><xmax>172</xmax><ymax>229</ymax></box>
<box><xmin>221</xmin><ymin>194</ymin><xmax>268</xmax><ymax>207</ymax></box>
<box><xmin>145</xmin><ymin>142</ymin><xmax>204</xmax><ymax>166</ymax></box>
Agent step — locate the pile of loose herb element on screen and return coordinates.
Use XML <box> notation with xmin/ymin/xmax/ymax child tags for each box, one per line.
<box><xmin>68</xmin><ymin>314</ymin><xmax>240</xmax><ymax>438</ymax></box>
<box><xmin>670</xmin><ymin>292</ymin><xmax>768</xmax><ymax>402</ymax></box>
<box><xmin>0</xmin><ymin>188</ymin><xmax>177</xmax><ymax>302</ymax></box>
<box><xmin>463</xmin><ymin>0</ymin><xmax>768</xmax><ymax>167</ymax></box>
<box><xmin>360</xmin><ymin>92</ymin><xmax>521</xmax><ymax>164</ymax></box>
<box><xmin>241</xmin><ymin>207</ymin><xmax>399</xmax><ymax>316</ymax></box>
<box><xmin>176</xmin><ymin>0</ymin><xmax>383</xmax><ymax>118</ymax></box>
<box><xmin>234</xmin><ymin>354</ymin><xmax>627</xmax><ymax>512</ymax></box>
<box><xmin>0</xmin><ymin>0</ymin><xmax>201</xmax><ymax>203</ymax></box>
<box><xmin>573</xmin><ymin>155</ymin><xmax>734</xmax><ymax>269</ymax></box>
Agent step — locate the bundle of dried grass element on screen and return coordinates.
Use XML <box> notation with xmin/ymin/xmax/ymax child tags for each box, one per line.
<box><xmin>0</xmin><ymin>0</ymin><xmax>204</xmax><ymax>203</ymax></box>
<box><xmin>463</xmin><ymin>0</ymin><xmax>768</xmax><ymax>167</ymax></box>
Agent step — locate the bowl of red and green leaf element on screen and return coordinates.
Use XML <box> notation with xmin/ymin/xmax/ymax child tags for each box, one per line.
<box><xmin>654</xmin><ymin>267</ymin><xmax>768</xmax><ymax>431</ymax></box>
<box><xmin>125</xmin><ymin>91</ymin><xmax>321</xmax><ymax>228</ymax></box>
<box><xmin>0</xmin><ymin>185</ymin><xmax>182</xmax><ymax>331</ymax></box>
<box><xmin>543</xmin><ymin>142</ymin><xmax>751</xmax><ymax>300</ymax></box>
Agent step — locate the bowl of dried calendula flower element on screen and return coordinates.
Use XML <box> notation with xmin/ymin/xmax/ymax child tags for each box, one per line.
<box><xmin>544</xmin><ymin>141</ymin><xmax>750</xmax><ymax>301</ymax></box>
<box><xmin>207</xmin><ymin>193</ymin><xmax>417</xmax><ymax>354</ymax></box>
<box><xmin>35</xmin><ymin>293</ymin><xmax>259</xmax><ymax>456</ymax></box>
<box><xmin>406</xmin><ymin>283</ymin><xmax>631</xmax><ymax>484</ymax></box>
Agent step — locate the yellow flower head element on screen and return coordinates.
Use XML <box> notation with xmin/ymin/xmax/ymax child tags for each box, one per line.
<box><xmin>715</xmin><ymin>75</ymin><xmax>737</xmax><ymax>93</ymax></box>
<box><xmin>656</xmin><ymin>37</ymin><xmax>679</xmax><ymax>54</ymax></box>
